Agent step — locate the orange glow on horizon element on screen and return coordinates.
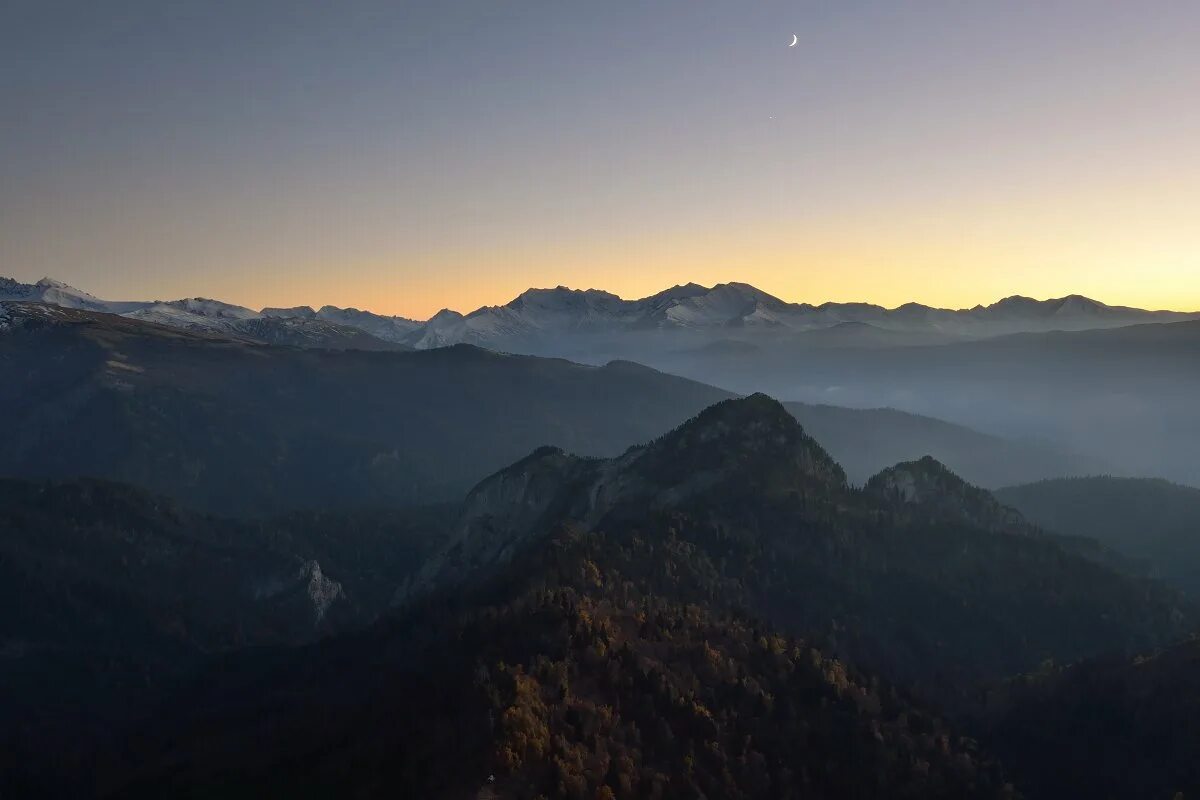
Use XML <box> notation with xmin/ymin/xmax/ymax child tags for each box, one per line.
<box><xmin>194</xmin><ymin>247</ymin><xmax>1200</xmax><ymax>321</ymax></box>
<box><xmin>6</xmin><ymin>2</ymin><xmax>1199</xmax><ymax>320</ymax></box>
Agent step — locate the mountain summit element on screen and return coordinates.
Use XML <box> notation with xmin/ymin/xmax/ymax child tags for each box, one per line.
<box><xmin>91</xmin><ymin>393</ymin><xmax>1194</xmax><ymax>798</ymax></box>
<box><xmin>406</xmin><ymin>395</ymin><xmax>1189</xmax><ymax>703</ymax></box>
<box><xmin>5</xmin><ymin>275</ymin><xmax>1196</xmax><ymax>353</ymax></box>
<box><xmin>866</xmin><ymin>455</ymin><xmax>1031</xmax><ymax>535</ymax></box>
<box><xmin>3</xmin><ymin>386</ymin><xmax>1193</xmax><ymax>798</ymax></box>
<box><xmin>410</xmin><ymin>394</ymin><xmax>846</xmax><ymax>595</ymax></box>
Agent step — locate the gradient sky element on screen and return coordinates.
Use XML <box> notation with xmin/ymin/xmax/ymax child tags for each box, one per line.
<box><xmin>2</xmin><ymin>1</ymin><xmax>1198</xmax><ymax>318</ymax></box>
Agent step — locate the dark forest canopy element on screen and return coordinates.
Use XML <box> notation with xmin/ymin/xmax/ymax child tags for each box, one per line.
<box><xmin>998</xmin><ymin>476</ymin><xmax>1200</xmax><ymax>597</ymax></box>
<box><xmin>3</xmin><ymin>396</ymin><xmax>1190</xmax><ymax>798</ymax></box>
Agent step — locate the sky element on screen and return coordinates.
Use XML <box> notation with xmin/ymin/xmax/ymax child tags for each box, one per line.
<box><xmin>2</xmin><ymin>0</ymin><xmax>1198</xmax><ymax>319</ymax></box>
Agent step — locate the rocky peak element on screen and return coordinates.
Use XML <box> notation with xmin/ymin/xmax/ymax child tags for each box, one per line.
<box><xmin>627</xmin><ymin>393</ymin><xmax>847</xmax><ymax>494</ymax></box>
<box><xmin>641</xmin><ymin>282</ymin><xmax>710</xmax><ymax>304</ymax></box>
<box><xmin>704</xmin><ymin>282</ymin><xmax>787</xmax><ymax>312</ymax></box>
<box><xmin>1052</xmin><ymin>294</ymin><xmax>1107</xmax><ymax>315</ymax></box>
<box><xmin>865</xmin><ymin>455</ymin><xmax>1029</xmax><ymax>535</ymax></box>
<box><xmin>405</xmin><ymin>394</ymin><xmax>847</xmax><ymax>599</ymax></box>
<box><xmin>300</xmin><ymin>560</ymin><xmax>345</xmax><ymax>624</ymax></box>
<box><xmin>402</xmin><ymin>445</ymin><xmax>597</xmax><ymax>598</ymax></box>
<box><xmin>0</xmin><ymin>276</ymin><xmax>32</xmax><ymax>297</ymax></box>
<box><xmin>427</xmin><ymin>308</ymin><xmax>466</xmax><ymax>324</ymax></box>
<box><xmin>509</xmin><ymin>286</ymin><xmax>622</xmax><ymax>309</ymax></box>
<box><xmin>261</xmin><ymin>305</ymin><xmax>316</xmax><ymax>319</ymax></box>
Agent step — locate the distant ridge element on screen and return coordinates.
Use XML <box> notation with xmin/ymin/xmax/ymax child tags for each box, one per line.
<box><xmin>0</xmin><ymin>301</ymin><xmax>1098</xmax><ymax>513</ymax></box>
<box><xmin>997</xmin><ymin>476</ymin><xmax>1200</xmax><ymax>596</ymax></box>
<box><xmin>4</xmin><ymin>275</ymin><xmax>1196</xmax><ymax>351</ymax></box>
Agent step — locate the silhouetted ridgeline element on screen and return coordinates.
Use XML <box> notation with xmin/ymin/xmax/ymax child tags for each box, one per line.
<box><xmin>18</xmin><ymin>395</ymin><xmax>1184</xmax><ymax>799</ymax></box>
<box><xmin>1</xmin><ymin>302</ymin><xmax>1095</xmax><ymax>517</ymax></box>
<box><xmin>4</xmin><ymin>306</ymin><xmax>1199</xmax><ymax>798</ymax></box>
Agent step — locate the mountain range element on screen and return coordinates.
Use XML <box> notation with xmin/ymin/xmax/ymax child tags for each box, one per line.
<box><xmin>406</xmin><ymin>396</ymin><xmax>1188</xmax><ymax>698</ymax></box>
<box><xmin>13</xmin><ymin>394</ymin><xmax>1191</xmax><ymax>799</ymax></box>
<box><xmin>0</xmin><ymin>301</ymin><xmax>1101</xmax><ymax>516</ymax></box>
<box><xmin>8</xmin><ymin>276</ymin><xmax>1199</xmax><ymax>489</ymax></box>
<box><xmin>6</xmin><ymin>275</ymin><xmax>1200</xmax><ymax>797</ymax></box>
<box><xmin>653</xmin><ymin>317</ymin><xmax>1200</xmax><ymax>488</ymax></box>
<box><xmin>0</xmin><ymin>278</ymin><xmax>409</xmax><ymax>351</ymax></box>
<box><xmin>4</xmin><ymin>275</ymin><xmax>1195</xmax><ymax>353</ymax></box>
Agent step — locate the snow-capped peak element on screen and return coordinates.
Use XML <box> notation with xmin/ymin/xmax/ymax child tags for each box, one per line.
<box><xmin>3</xmin><ymin>274</ymin><xmax>1196</xmax><ymax>352</ymax></box>
<box><xmin>640</xmin><ymin>282</ymin><xmax>710</xmax><ymax>303</ymax></box>
<box><xmin>0</xmin><ymin>276</ymin><xmax>116</xmax><ymax>312</ymax></box>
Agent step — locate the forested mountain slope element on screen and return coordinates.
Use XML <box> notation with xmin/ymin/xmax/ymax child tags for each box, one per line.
<box><xmin>1</xmin><ymin>302</ymin><xmax>1092</xmax><ymax>516</ymax></box>
<box><xmin>79</xmin><ymin>397</ymin><xmax>1194</xmax><ymax>799</ymax></box>
<box><xmin>997</xmin><ymin>477</ymin><xmax>1200</xmax><ymax>596</ymax></box>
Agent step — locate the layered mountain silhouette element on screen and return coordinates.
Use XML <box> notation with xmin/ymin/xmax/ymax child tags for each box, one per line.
<box><xmin>409</xmin><ymin>396</ymin><xmax>1190</xmax><ymax>697</ymax></box>
<box><xmin>8</xmin><ymin>275</ymin><xmax>1196</xmax><ymax>488</ymax></box>
<box><xmin>0</xmin><ymin>302</ymin><xmax>730</xmax><ymax>513</ymax></box>
<box><xmin>998</xmin><ymin>477</ymin><xmax>1200</xmax><ymax>597</ymax></box>
<box><xmin>0</xmin><ymin>278</ymin><xmax>407</xmax><ymax>351</ymax></box>
<box><xmin>25</xmin><ymin>394</ymin><xmax>1185</xmax><ymax>799</ymax></box>
<box><xmin>656</xmin><ymin>317</ymin><xmax>1200</xmax><ymax>488</ymax></box>
<box><xmin>785</xmin><ymin>402</ymin><xmax>1105</xmax><ymax>487</ymax></box>
<box><xmin>0</xmin><ymin>302</ymin><xmax>1094</xmax><ymax>515</ymax></box>
<box><xmin>5</xmin><ymin>275</ymin><xmax>1195</xmax><ymax>351</ymax></box>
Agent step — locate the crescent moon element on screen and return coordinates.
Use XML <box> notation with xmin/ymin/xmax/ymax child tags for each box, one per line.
<box><xmin>789</xmin><ymin>33</ymin><xmax>798</xmax><ymax>47</ymax></box>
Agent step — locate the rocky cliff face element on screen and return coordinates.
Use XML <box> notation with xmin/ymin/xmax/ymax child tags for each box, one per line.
<box><xmin>406</xmin><ymin>394</ymin><xmax>848</xmax><ymax>597</ymax></box>
<box><xmin>404</xmin><ymin>447</ymin><xmax>601</xmax><ymax>594</ymax></box>
<box><xmin>398</xmin><ymin>394</ymin><xmax>1192</xmax><ymax>714</ymax></box>
<box><xmin>866</xmin><ymin>455</ymin><xmax>1031</xmax><ymax>535</ymax></box>
<box><xmin>301</xmin><ymin>561</ymin><xmax>345</xmax><ymax>623</ymax></box>
<box><xmin>0</xmin><ymin>479</ymin><xmax>357</xmax><ymax>659</ymax></box>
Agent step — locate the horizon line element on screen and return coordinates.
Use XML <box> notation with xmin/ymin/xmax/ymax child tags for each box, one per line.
<box><xmin>7</xmin><ymin>273</ymin><xmax>1200</xmax><ymax>322</ymax></box>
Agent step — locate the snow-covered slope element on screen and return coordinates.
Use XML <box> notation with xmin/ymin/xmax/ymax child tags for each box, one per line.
<box><xmin>0</xmin><ymin>278</ymin><xmax>403</xmax><ymax>350</ymax></box>
<box><xmin>123</xmin><ymin>297</ymin><xmax>405</xmax><ymax>349</ymax></box>
<box><xmin>312</xmin><ymin>306</ymin><xmax>422</xmax><ymax>342</ymax></box>
<box><xmin>124</xmin><ymin>298</ymin><xmax>260</xmax><ymax>332</ymax></box>
<box><xmin>262</xmin><ymin>304</ymin><xmax>421</xmax><ymax>344</ymax></box>
<box><xmin>4</xmin><ymin>275</ymin><xmax>1197</xmax><ymax>353</ymax></box>
<box><xmin>0</xmin><ymin>276</ymin><xmax>146</xmax><ymax>314</ymax></box>
<box><xmin>392</xmin><ymin>282</ymin><xmax>1200</xmax><ymax>349</ymax></box>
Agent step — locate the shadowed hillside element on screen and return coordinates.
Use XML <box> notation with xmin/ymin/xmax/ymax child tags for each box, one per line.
<box><xmin>59</xmin><ymin>396</ymin><xmax>1192</xmax><ymax>799</ymax></box>
<box><xmin>0</xmin><ymin>477</ymin><xmax>452</xmax><ymax>796</ymax></box>
<box><xmin>997</xmin><ymin>477</ymin><xmax>1200</xmax><ymax>597</ymax></box>
<box><xmin>1</xmin><ymin>302</ymin><xmax>1095</xmax><ymax>516</ymax></box>
<box><xmin>983</xmin><ymin>637</ymin><xmax>1200</xmax><ymax>800</ymax></box>
<box><xmin>0</xmin><ymin>303</ymin><xmax>731</xmax><ymax>514</ymax></box>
